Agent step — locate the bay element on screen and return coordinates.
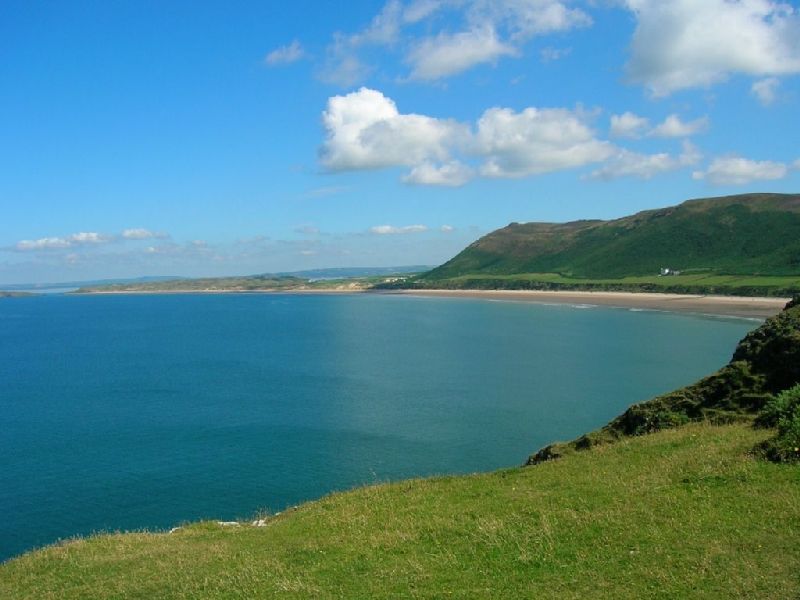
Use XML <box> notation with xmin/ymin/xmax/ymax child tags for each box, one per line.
<box><xmin>0</xmin><ymin>293</ymin><xmax>756</xmax><ymax>561</ymax></box>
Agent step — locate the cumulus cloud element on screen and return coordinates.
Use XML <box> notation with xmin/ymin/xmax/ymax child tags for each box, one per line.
<box><xmin>589</xmin><ymin>141</ymin><xmax>702</xmax><ymax>180</ymax></box>
<box><xmin>264</xmin><ymin>40</ymin><xmax>306</xmax><ymax>66</ymax></box>
<box><xmin>476</xmin><ymin>107</ymin><xmax>613</xmax><ymax>178</ymax></box>
<box><xmin>403</xmin><ymin>161</ymin><xmax>474</xmax><ymax>186</ymax></box>
<box><xmin>320</xmin><ymin>87</ymin><xmax>467</xmax><ymax>170</ymax></box>
<box><xmin>751</xmin><ymin>77</ymin><xmax>781</xmax><ymax>105</ymax></box>
<box><xmin>370</xmin><ymin>224</ymin><xmax>429</xmax><ymax>234</ymax></box>
<box><xmin>320</xmin><ymin>88</ymin><xmax>618</xmax><ymax>183</ymax></box>
<box><xmin>624</xmin><ymin>0</ymin><xmax>800</xmax><ymax>96</ymax></box>
<box><xmin>649</xmin><ymin>114</ymin><xmax>709</xmax><ymax>138</ymax></box>
<box><xmin>407</xmin><ymin>27</ymin><xmax>517</xmax><ymax>80</ymax></box>
<box><xmin>609</xmin><ymin>112</ymin><xmax>650</xmax><ymax>139</ymax></box>
<box><xmin>692</xmin><ymin>155</ymin><xmax>789</xmax><ymax>185</ymax></box>
<box><xmin>440</xmin><ymin>224</ymin><xmax>455</xmax><ymax>232</ymax></box>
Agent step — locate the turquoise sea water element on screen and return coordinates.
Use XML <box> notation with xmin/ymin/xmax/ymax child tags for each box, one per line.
<box><xmin>0</xmin><ymin>293</ymin><xmax>756</xmax><ymax>561</ymax></box>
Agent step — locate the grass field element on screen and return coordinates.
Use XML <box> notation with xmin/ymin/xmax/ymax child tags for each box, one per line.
<box><xmin>398</xmin><ymin>272</ymin><xmax>800</xmax><ymax>296</ymax></box>
<box><xmin>2</xmin><ymin>423</ymin><xmax>798</xmax><ymax>599</ymax></box>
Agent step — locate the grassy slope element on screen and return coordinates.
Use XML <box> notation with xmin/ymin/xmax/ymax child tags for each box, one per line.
<box><xmin>410</xmin><ymin>193</ymin><xmax>800</xmax><ymax>294</ymax></box>
<box><xmin>2</xmin><ymin>424</ymin><xmax>798</xmax><ymax>599</ymax></box>
<box><xmin>404</xmin><ymin>272</ymin><xmax>800</xmax><ymax>296</ymax></box>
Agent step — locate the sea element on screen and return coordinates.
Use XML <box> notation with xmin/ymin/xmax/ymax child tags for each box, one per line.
<box><xmin>0</xmin><ymin>292</ymin><xmax>757</xmax><ymax>561</ymax></box>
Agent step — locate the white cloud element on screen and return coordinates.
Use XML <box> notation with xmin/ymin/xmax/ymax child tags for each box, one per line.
<box><xmin>403</xmin><ymin>0</ymin><xmax>445</xmax><ymax>23</ymax></box>
<box><xmin>318</xmin><ymin>0</ymin><xmax>593</xmax><ymax>85</ymax></box>
<box><xmin>403</xmin><ymin>161</ymin><xmax>474</xmax><ymax>186</ymax></box>
<box><xmin>609</xmin><ymin>112</ymin><xmax>650</xmax><ymax>139</ymax></box>
<box><xmin>15</xmin><ymin>231</ymin><xmax>110</xmax><ymax>251</ymax></box>
<box><xmin>264</xmin><ymin>40</ymin><xmax>306</xmax><ymax>66</ymax></box>
<box><xmin>406</xmin><ymin>1</ymin><xmax>590</xmax><ymax>80</ymax></box>
<box><xmin>122</xmin><ymin>228</ymin><xmax>163</xmax><ymax>240</ymax></box>
<box><xmin>351</xmin><ymin>0</ymin><xmax>403</xmax><ymax>46</ymax></box>
<box><xmin>476</xmin><ymin>106</ymin><xmax>614</xmax><ymax>178</ymax></box>
<box><xmin>320</xmin><ymin>88</ymin><xmax>622</xmax><ymax>183</ymax></box>
<box><xmin>370</xmin><ymin>224</ymin><xmax>429</xmax><ymax>234</ymax></box>
<box><xmin>471</xmin><ymin>0</ymin><xmax>592</xmax><ymax>41</ymax></box>
<box><xmin>440</xmin><ymin>224</ymin><xmax>455</xmax><ymax>232</ymax></box>
<box><xmin>318</xmin><ymin>36</ymin><xmax>373</xmax><ymax>86</ymax></box>
<box><xmin>793</xmin><ymin>158</ymin><xmax>800</xmax><ymax>170</ymax></box>
<box><xmin>407</xmin><ymin>27</ymin><xmax>517</xmax><ymax>80</ymax></box>
<box><xmin>589</xmin><ymin>140</ymin><xmax>701</xmax><ymax>180</ymax></box>
<box><xmin>320</xmin><ymin>87</ymin><xmax>467</xmax><ymax>170</ymax></box>
<box><xmin>69</xmin><ymin>232</ymin><xmax>108</xmax><ymax>244</ymax></box>
<box><xmin>624</xmin><ymin>0</ymin><xmax>800</xmax><ymax>96</ymax></box>
<box><xmin>649</xmin><ymin>114</ymin><xmax>709</xmax><ymax>138</ymax></box>
<box><xmin>12</xmin><ymin>229</ymin><xmax>170</xmax><ymax>252</ymax></box>
<box><xmin>318</xmin><ymin>1</ymin><xmax>403</xmax><ymax>86</ymax></box>
<box><xmin>751</xmin><ymin>77</ymin><xmax>781</xmax><ymax>105</ymax></box>
<box><xmin>15</xmin><ymin>237</ymin><xmax>73</xmax><ymax>251</ymax></box>
<box><xmin>692</xmin><ymin>155</ymin><xmax>789</xmax><ymax>185</ymax></box>
<box><xmin>294</xmin><ymin>225</ymin><xmax>321</xmax><ymax>235</ymax></box>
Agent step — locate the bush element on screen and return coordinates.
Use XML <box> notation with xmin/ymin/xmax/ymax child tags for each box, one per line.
<box><xmin>757</xmin><ymin>384</ymin><xmax>800</xmax><ymax>462</ymax></box>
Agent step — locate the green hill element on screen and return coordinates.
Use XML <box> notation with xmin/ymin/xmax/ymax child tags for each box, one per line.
<box><xmin>403</xmin><ymin>193</ymin><xmax>800</xmax><ymax>296</ymax></box>
<box><xmin>2</xmin><ymin>299</ymin><xmax>799</xmax><ymax>598</ymax></box>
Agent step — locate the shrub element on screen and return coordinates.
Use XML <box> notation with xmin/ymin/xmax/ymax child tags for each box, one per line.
<box><xmin>757</xmin><ymin>384</ymin><xmax>800</xmax><ymax>462</ymax></box>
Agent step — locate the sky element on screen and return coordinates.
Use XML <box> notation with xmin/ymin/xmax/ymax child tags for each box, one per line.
<box><xmin>2</xmin><ymin>0</ymin><xmax>799</xmax><ymax>284</ymax></box>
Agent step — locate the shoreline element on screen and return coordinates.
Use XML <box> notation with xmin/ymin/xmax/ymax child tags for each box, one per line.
<box><xmin>379</xmin><ymin>289</ymin><xmax>789</xmax><ymax>319</ymax></box>
<box><xmin>67</xmin><ymin>287</ymin><xmax>792</xmax><ymax>318</ymax></box>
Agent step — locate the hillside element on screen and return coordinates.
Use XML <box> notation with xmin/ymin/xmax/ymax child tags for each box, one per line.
<box><xmin>404</xmin><ymin>193</ymin><xmax>800</xmax><ymax>296</ymax></box>
<box><xmin>2</xmin><ymin>301</ymin><xmax>799</xmax><ymax>597</ymax></box>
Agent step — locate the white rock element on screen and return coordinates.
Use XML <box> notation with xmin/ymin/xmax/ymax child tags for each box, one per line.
<box><xmin>217</xmin><ymin>521</ymin><xmax>240</xmax><ymax>527</ymax></box>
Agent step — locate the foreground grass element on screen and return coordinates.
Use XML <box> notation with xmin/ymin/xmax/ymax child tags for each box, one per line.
<box><xmin>2</xmin><ymin>424</ymin><xmax>798</xmax><ymax>599</ymax></box>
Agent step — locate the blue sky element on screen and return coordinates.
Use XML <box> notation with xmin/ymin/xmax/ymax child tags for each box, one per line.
<box><xmin>2</xmin><ymin>0</ymin><xmax>799</xmax><ymax>284</ymax></box>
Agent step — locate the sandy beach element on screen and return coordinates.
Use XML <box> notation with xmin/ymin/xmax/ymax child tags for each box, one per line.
<box><xmin>382</xmin><ymin>289</ymin><xmax>790</xmax><ymax>319</ymax></box>
<box><xmin>71</xmin><ymin>287</ymin><xmax>791</xmax><ymax>319</ymax></box>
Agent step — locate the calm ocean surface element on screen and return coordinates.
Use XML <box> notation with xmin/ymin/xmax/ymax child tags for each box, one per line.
<box><xmin>0</xmin><ymin>293</ymin><xmax>756</xmax><ymax>561</ymax></box>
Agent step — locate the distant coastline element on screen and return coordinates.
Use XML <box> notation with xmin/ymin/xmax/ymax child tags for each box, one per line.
<box><xmin>71</xmin><ymin>287</ymin><xmax>788</xmax><ymax>319</ymax></box>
